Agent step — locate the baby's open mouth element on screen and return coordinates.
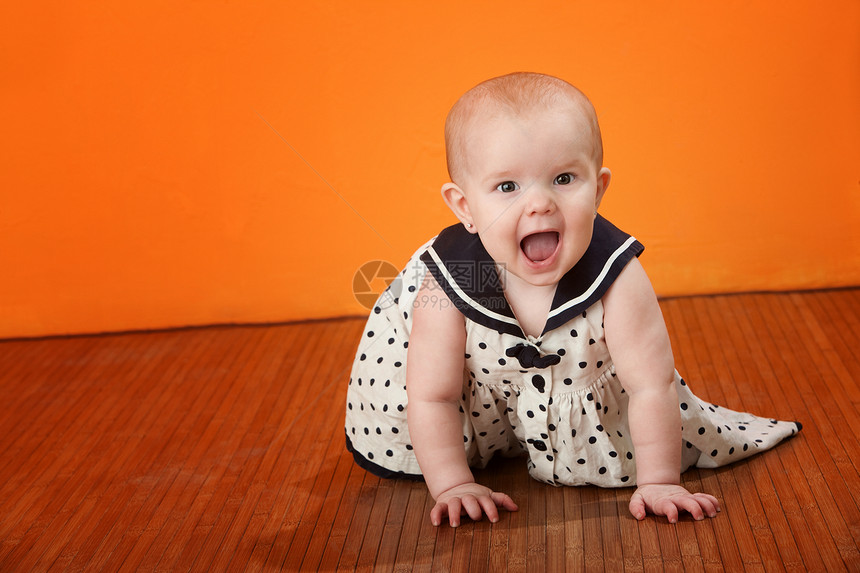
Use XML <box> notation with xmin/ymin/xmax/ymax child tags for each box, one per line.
<box><xmin>520</xmin><ymin>231</ymin><xmax>559</xmax><ymax>263</ymax></box>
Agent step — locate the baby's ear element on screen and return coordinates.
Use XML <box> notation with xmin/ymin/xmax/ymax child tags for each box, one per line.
<box><xmin>441</xmin><ymin>182</ymin><xmax>477</xmax><ymax>233</ymax></box>
<box><xmin>595</xmin><ymin>167</ymin><xmax>611</xmax><ymax>209</ymax></box>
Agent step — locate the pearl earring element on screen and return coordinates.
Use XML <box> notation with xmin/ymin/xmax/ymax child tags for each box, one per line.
<box><xmin>465</xmin><ymin>222</ymin><xmax>473</xmax><ymax>229</ymax></box>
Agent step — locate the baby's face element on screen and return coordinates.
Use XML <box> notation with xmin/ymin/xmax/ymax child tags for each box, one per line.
<box><xmin>457</xmin><ymin>104</ymin><xmax>608</xmax><ymax>288</ymax></box>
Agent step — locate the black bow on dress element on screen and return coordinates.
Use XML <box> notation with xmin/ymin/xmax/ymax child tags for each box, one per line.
<box><xmin>505</xmin><ymin>343</ymin><xmax>561</xmax><ymax>369</ymax></box>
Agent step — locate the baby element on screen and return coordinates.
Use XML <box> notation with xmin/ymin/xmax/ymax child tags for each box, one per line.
<box><xmin>345</xmin><ymin>72</ymin><xmax>800</xmax><ymax>526</ymax></box>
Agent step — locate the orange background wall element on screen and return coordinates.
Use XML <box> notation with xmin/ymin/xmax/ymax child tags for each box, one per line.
<box><xmin>2</xmin><ymin>2</ymin><xmax>859</xmax><ymax>339</ymax></box>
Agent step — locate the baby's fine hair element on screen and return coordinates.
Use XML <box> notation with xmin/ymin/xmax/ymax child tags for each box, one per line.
<box><xmin>444</xmin><ymin>72</ymin><xmax>604</xmax><ymax>185</ymax></box>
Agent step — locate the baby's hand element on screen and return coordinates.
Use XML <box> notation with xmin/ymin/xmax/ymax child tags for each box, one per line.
<box><xmin>629</xmin><ymin>483</ymin><xmax>721</xmax><ymax>523</ymax></box>
<box><xmin>430</xmin><ymin>482</ymin><xmax>518</xmax><ymax>527</ymax></box>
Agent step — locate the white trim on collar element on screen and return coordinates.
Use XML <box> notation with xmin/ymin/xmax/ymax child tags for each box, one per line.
<box><xmin>547</xmin><ymin>236</ymin><xmax>639</xmax><ymax>320</ymax></box>
<box><xmin>425</xmin><ymin>246</ymin><xmax>520</xmax><ymax>327</ymax></box>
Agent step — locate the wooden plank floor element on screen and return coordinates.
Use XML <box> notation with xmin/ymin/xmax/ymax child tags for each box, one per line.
<box><xmin>0</xmin><ymin>289</ymin><xmax>858</xmax><ymax>572</ymax></box>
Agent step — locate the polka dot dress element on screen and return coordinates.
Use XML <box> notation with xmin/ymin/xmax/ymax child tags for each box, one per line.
<box><xmin>345</xmin><ymin>217</ymin><xmax>801</xmax><ymax>487</ymax></box>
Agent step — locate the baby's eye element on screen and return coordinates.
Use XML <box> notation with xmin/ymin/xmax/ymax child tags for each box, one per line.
<box><xmin>495</xmin><ymin>181</ymin><xmax>519</xmax><ymax>193</ymax></box>
<box><xmin>554</xmin><ymin>173</ymin><xmax>575</xmax><ymax>185</ymax></box>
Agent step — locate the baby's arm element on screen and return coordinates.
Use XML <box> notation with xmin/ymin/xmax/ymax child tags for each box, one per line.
<box><xmin>406</xmin><ymin>274</ymin><xmax>517</xmax><ymax>527</ymax></box>
<box><xmin>603</xmin><ymin>259</ymin><xmax>720</xmax><ymax>522</ymax></box>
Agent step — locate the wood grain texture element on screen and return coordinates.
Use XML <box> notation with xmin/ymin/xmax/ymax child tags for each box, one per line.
<box><xmin>0</xmin><ymin>290</ymin><xmax>858</xmax><ymax>571</ymax></box>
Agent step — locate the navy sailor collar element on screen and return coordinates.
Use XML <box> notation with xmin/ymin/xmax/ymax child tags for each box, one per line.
<box><xmin>419</xmin><ymin>215</ymin><xmax>644</xmax><ymax>340</ymax></box>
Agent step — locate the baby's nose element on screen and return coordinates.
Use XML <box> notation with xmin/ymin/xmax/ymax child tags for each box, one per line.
<box><xmin>523</xmin><ymin>184</ymin><xmax>555</xmax><ymax>214</ymax></box>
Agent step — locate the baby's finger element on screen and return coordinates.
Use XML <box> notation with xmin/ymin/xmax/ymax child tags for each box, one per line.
<box><xmin>447</xmin><ymin>497</ymin><xmax>463</xmax><ymax>527</ymax></box>
<box><xmin>674</xmin><ymin>496</ymin><xmax>705</xmax><ymax>521</ymax></box>
<box><xmin>628</xmin><ymin>492</ymin><xmax>646</xmax><ymax>520</ymax></box>
<box><xmin>460</xmin><ymin>494</ymin><xmax>484</xmax><ymax>522</ymax></box>
<box><xmin>490</xmin><ymin>491</ymin><xmax>519</xmax><ymax>512</ymax></box>
<box><xmin>430</xmin><ymin>502</ymin><xmax>449</xmax><ymax>527</ymax></box>
<box><xmin>477</xmin><ymin>495</ymin><xmax>500</xmax><ymax>523</ymax></box>
<box><xmin>692</xmin><ymin>493</ymin><xmax>720</xmax><ymax>517</ymax></box>
<box><xmin>659</xmin><ymin>499</ymin><xmax>680</xmax><ymax>523</ymax></box>
<box><xmin>693</xmin><ymin>493</ymin><xmax>722</xmax><ymax>517</ymax></box>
